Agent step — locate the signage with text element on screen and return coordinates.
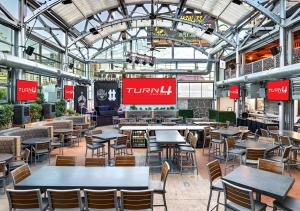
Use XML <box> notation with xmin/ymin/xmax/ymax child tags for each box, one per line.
<box><xmin>16</xmin><ymin>80</ymin><xmax>38</xmax><ymax>101</ymax></box>
<box><xmin>122</xmin><ymin>78</ymin><xmax>176</xmax><ymax>104</ymax></box>
<box><xmin>229</xmin><ymin>85</ymin><xmax>239</xmax><ymax>99</ymax></box>
<box><xmin>64</xmin><ymin>85</ymin><xmax>74</xmax><ymax>99</ymax></box>
<box><xmin>267</xmin><ymin>80</ymin><xmax>290</xmax><ymax>101</ymax></box>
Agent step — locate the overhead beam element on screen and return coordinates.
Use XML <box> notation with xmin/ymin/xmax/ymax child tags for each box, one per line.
<box><xmin>90</xmin><ymin>58</ymin><xmax>213</xmax><ymax>64</ymax></box>
<box><xmin>172</xmin><ymin>0</ymin><xmax>187</xmax><ymax>29</ymax></box>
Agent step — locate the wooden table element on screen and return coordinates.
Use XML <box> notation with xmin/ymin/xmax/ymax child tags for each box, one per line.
<box><xmin>223</xmin><ymin>165</ymin><xmax>294</xmax><ymax>201</ymax></box>
<box><xmin>193</xmin><ymin>121</ymin><xmax>220</xmax><ymax>125</ymax></box>
<box><xmin>235</xmin><ymin>140</ymin><xmax>280</xmax><ymax>153</ymax></box>
<box><xmin>120</xmin><ymin>125</ymin><xmax>209</xmax><ymax>131</ymax></box>
<box><xmin>22</xmin><ymin>137</ymin><xmax>51</xmax><ymax>163</ymax></box>
<box><xmin>270</xmin><ymin>130</ymin><xmax>300</xmax><ymax>142</ymax></box>
<box><xmin>15</xmin><ymin>166</ymin><xmax>149</xmax><ymax>191</ymax></box>
<box><xmin>213</xmin><ymin>128</ymin><xmax>241</xmax><ymax>137</ymax></box>
<box><xmin>92</xmin><ymin>133</ymin><xmax>127</xmax><ymax>165</ymax></box>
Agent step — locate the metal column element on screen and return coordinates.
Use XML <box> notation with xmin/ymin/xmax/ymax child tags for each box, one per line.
<box><xmin>235</xmin><ymin>32</ymin><xmax>240</xmax><ymax>117</ymax></box>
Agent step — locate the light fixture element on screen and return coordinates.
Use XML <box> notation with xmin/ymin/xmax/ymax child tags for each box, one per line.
<box><xmin>142</xmin><ymin>60</ymin><xmax>147</xmax><ymax>65</ymax></box>
<box><xmin>62</xmin><ymin>0</ymin><xmax>72</xmax><ymax>4</ymax></box>
<box><xmin>135</xmin><ymin>58</ymin><xmax>140</xmax><ymax>64</ymax></box>
<box><xmin>149</xmin><ymin>61</ymin><xmax>154</xmax><ymax>67</ymax></box>
<box><xmin>204</xmin><ymin>27</ymin><xmax>214</xmax><ymax>35</ymax></box>
<box><xmin>24</xmin><ymin>46</ymin><xmax>35</xmax><ymax>56</ymax></box>
<box><xmin>126</xmin><ymin>57</ymin><xmax>132</xmax><ymax>63</ymax></box>
<box><xmin>89</xmin><ymin>27</ymin><xmax>99</xmax><ymax>35</ymax></box>
<box><xmin>232</xmin><ymin>0</ymin><xmax>243</xmax><ymax>5</ymax></box>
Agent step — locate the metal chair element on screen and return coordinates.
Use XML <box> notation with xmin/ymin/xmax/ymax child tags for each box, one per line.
<box><xmin>120</xmin><ymin>189</ymin><xmax>154</xmax><ymax>211</ymax></box>
<box><xmin>144</xmin><ymin>133</ymin><xmax>162</xmax><ymax>168</ymax></box>
<box><xmin>260</xmin><ymin>129</ymin><xmax>269</xmax><ymax>137</ymax></box>
<box><xmin>258</xmin><ymin>158</ymin><xmax>284</xmax><ymax>175</ymax></box>
<box><xmin>224</xmin><ymin>136</ymin><xmax>246</xmax><ymax>174</ymax></box>
<box><xmin>47</xmin><ymin>189</ymin><xmax>83</xmax><ymax>211</ymax></box>
<box><xmin>6</xmin><ymin>189</ymin><xmax>48</xmax><ymax>211</ymax></box>
<box><xmin>178</xmin><ymin>134</ymin><xmax>199</xmax><ymax>174</ymax></box>
<box><xmin>267</xmin><ymin>125</ymin><xmax>279</xmax><ymax>131</ymax></box>
<box><xmin>281</xmin><ymin>136</ymin><xmax>300</xmax><ymax>165</ymax></box>
<box><xmin>115</xmin><ymin>155</ymin><xmax>135</xmax><ymax>166</ymax></box>
<box><xmin>111</xmin><ymin>136</ymin><xmax>129</xmax><ymax>157</ymax></box>
<box><xmin>203</xmin><ymin>126</ymin><xmax>211</xmax><ymax>155</ymax></box>
<box><xmin>123</xmin><ymin>130</ymin><xmax>133</xmax><ymax>155</ymax></box>
<box><xmin>85</xmin><ymin>157</ymin><xmax>106</xmax><ymax>166</ymax></box>
<box><xmin>85</xmin><ymin>135</ymin><xmax>106</xmax><ymax>158</ymax></box>
<box><xmin>206</xmin><ymin>160</ymin><xmax>223</xmax><ymax>211</ymax></box>
<box><xmin>68</xmin><ymin>127</ymin><xmax>81</xmax><ymax>147</ymax></box>
<box><xmin>9</xmin><ymin>148</ymin><xmax>30</xmax><ymax>171</ymax></box>
<box><xmin>269</xmin><ymin>145</ymin><xmax>292</xmax><ymax>176</ymax></box>
<box><xmin>11</xmin><ymin>164</ymin><xmax>31</xmax><ymax>186</ymax></box>
<box><xmin>51</xmin><ymin>133</ymin><xmax>64</xmax><ymax>155</ymax></box>
<box><xmin>209</xmin><ymin>132</ymin><xmax>223</xmax><ymax>159</ymax></box>
<box><xmin>55</xmin><ymin>155</ymin><xmax>76</xmax><ymax>166</ymax></box>
<box><xmin>0</xmin><ymin>161</ymin><xmax>8</xmax><ymax>192</ymax></box>
<box><xmin>149</xmin><ymin>161</ymin><xmax>170</xmax><ymax>211</ymax></box>
<box><xmin>243</xmin><ymin>148</ymin><xmax>266</xmax><ymax>167</ymax></box>
<box><xmin>33</xmin><ymin>142</ymin><xmax>51</xmax><ymax>165</ymax></box>
<box><xmin>84</xmin><ymin>189</ymin><xmax>118</xmax><ymax>211</ymax></box>
<box><xmin>222</xmin><ymin>180</ymin><xmax>267</xmax><ymax>211</ymax></box>
<box><xmin>258</xmin><ymin>136</ymin><xmax>275</xmax><ymax>145</ymax></box>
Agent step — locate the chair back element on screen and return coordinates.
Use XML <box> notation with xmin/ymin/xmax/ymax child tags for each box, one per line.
<box><xmin>204</xmin><ymin>126</ymin><xmax>211</xmax><ymax>136</ymax></box>
<box><xmin>115</xmin><ymin>156</ymin><xmax>135</xmax><ymax>166</ymax></box>
<box><xmin>0</xmin><ymin>161</ymin><xmax>6</xmax><ymax>176</ymax></box>
<box><xmin>92</xmin><ymin>128</ymin><xmax>102</xmax><ymax>135</ymax></box>
<box><xmin>72</xmin><ymin>129</ymin><xmax>81</xmax><ymax>137</ymax></box>
<box><xmin>260</xmin><ymin>129</ymin><xmax>269</xmax><ymax>137</ymax></box>
<box><xmin>123</xmin><ymin>130</ymin><xmax>132</xmax><ymax>141</ymax></box>
<box><xmin>183</xmin><ymin>129</ymin><xmax>189</xmax><ymax>140</ymax></box>
<box><xmin>267</xmin><ymin>125</ymin><xmax>279</xmax><ymax>131</ymax></box>
<box><xmin>258</xmin><ymin>136</ymin><xmax>275</xmax><ymax>144</ymax></box>
<box><xmin>245</xmin><ymin>148</ymin><xmax>265</xmax><ymax>161</ymax></box>
<box><xmin>258</xmin><ymin>159</ymin><xmax>284</xmax><ymax>175</ymax></box>
<box><xmin>73</xmin><ymin>125</ymin><xmax>82</xmax><ymax>131</ymax></box>
<box><xmin>210</xmin><ymin>123</ymin><xmax>218</xmax><ymax>129</ymax></box>
<box><xmin>116</xmin><ymin>136</ymin><xmax>127</xmax><ymax>145</ymax></box>
<box><xmin>85</xmin><ymin>158</ymin><xmax>106</xmax><ymax>166</ymax></box>
<box><xmin>6</xmin><ymin>189</ymin><xmax>43</xmax><ymax>210</ymax></box>
<box><xmin>35</xmin><ymin>142</ymin><xmax>50</xmax><ymax>151</ymax></box>
<box><xmin>281</xmin><ymin>136</ymin><xmax>291</xmax><ymax>146</ymax></box>
<box><xmin>47</xmin><ymin>189</ymin><xmax>82</xmax><ymax>210</ymax></box>
<box><xmin>239</xmin><ymin>132</ymin><xmax>248</xmax><ymax>140</ymax></box>
<box><xmin>11</xmin><ymin>164</ymin><xmax>31</xmax><ymax>185</ymax></box>
<box><xmin>206</xmin><ymin>160</ymin><xmax>222</xmax><ymax>187</ymax></box>
<box><xmin>161</xmin><ymin>162</ymin><xmax>170</xmax><ymax>191</ymax></box>
<box><xmin>121</xmin><ymin>190</ymin><xmax>153</xmax><ymax>210</ymax></box>
<box><xmin>219</xmin><ymin>123</ymin><xmax>228</xmax><ymax>128</ymax></box>
<box><xmin>226</xmin><ymin>137</ymin><xmax>236</xmax><ymax>152</ymax></box>
<box><xmin>85</xmin><ymin>136</ymin><xmax>94</xmax><ymax>145</ymax></box>
<box><xmin>190</xmin><ymin>135</ymin><xmax>198</xmax><ymax>149</ymax></box>
<box><xmin>23</xmin><ymin>148</ymin><xmax>30</xmax><ymax>163</ymax></box>
<box><xmin>55</xmin><ymin>155</ymin><xmax>76</xmax><ymax>166</ymax></box>
<box><xmin>238</xmin><ymin>126</ymin><xmax>248</xmax><ymax>130</ymax></box>
<box><xmin>210</xmin><ymin>132</ymin><xmax>221</xmax><ymax>140</ymax></box>
<box><xmin>222</xmin><ymin>180</ymin><xmax>254</xmax><ymax>210</ymax></box>
<box><xmin>282</xmin><ymin>145</ymin><xmax>292</xmax><ymax>161</ymax></box>
<box><xmin>269</xmin><ymin>132</ymin><xmax>280</xmax><ymax>144</ymax></box>
<box><xmin>84</xmin><ymin>189</ymin><xmax>117</xmax><ymax>210</ymax></box>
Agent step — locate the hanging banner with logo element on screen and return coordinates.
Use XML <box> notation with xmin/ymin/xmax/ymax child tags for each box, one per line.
<box><xmin>16</xmin><ymin>80</ymin><xmax>38</xmax><ymax>101</ymax></box>
<box><xmin>74</xmin><ymin>85</ymin><xmax>88</xmax><ymax>113</ymax></box>
<box><xmin>64</xmin><ymin>85</ymin><xmax>74</xmax><ymax>99</ymax></box>
<box><xmin>229</xmin><ymin>85</ymin><xmax>239</xmax><ymax>99</ymax></box>
<box><xmin>267</xmin><ymin>80</ymin><xmax>290</xmax><ymax>101</ymax></box>
<box><xmin>94</xmin><ymin>81</ymin><xmax>120</xmax><ymax>110</ymax></box>
<box><xmin>122</xmin><ymin>78</ymin><xmax>176</xmax><ymax>104</ymax></box>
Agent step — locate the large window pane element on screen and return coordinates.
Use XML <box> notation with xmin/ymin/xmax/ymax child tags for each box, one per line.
<box><xmin>202</xmin><ymin>83</ymin><xmax>214</xmax><ymax>98</ymax></box>
<box><xmin>190</xmin><ymin>83</ymin><xmax>202</xmax><ymax>98</ymax></box>
<box><xmin>178</xmin><ymin>83</ymin><xmax>189</xmax><ymax>98</ymax></box>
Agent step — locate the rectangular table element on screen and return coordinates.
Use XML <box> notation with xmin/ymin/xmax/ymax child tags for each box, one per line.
<box><xmin>15</xmin><ymin>166</ymin><xmax>149</xmax><ymax>190</ymax></box>
<box><xmin>120</xmin><ymin>125</ymin><xmax>209</xmax><ymax>131</ymax></box>
<box><xmin>223</xmin><ymin>165</ymin><xmax>294</xmax><ymax>200</ymax></box>
<box><xmin>213</xmin><ymin>128</ymin><xmax>242</xmax><ymax>137</ymax></box>
<box><xmin>155</xmin><ymin>130</ymin><xmax>186</xmax><ymax>145</ymax></box>
<box><xmin>235</xmin><ymin>140</ymin><xmax>280</xmax><ymax>153</ymax></box>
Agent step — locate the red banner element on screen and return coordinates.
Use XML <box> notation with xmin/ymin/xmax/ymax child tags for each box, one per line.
<box><xmin>229</xmin><ymin>85</ymin><xmax>239</xmax><ymax>99</ymax></box>
<box><xmin>64</xmin><ymin>85</ymin><xmax>74</xmax><ymax>99</ymax></box>
<box><xmin>122</xmin><ymin>78</ymin><xmax>176</xmax><ymax>104</ymax></box>
<box><xmin>16</xmin><ymin>80</ymin><xmax>38</xmax><ymax>101</ymax></box>
<box><xmin>267</xmin><ymin>80</ymin><xmax>290</xmax><ymax>101</ymax></box>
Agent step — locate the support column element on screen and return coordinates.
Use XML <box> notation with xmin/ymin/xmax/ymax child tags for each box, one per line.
<box><xmin>235</xmin><ymin>32</ymin><xmax>240</xmax><ymax>118</ymax></box>
<box><xmin>279</xmin><ymin>0</ymin><xmax>286</xmax><ymax>131</ymax></box>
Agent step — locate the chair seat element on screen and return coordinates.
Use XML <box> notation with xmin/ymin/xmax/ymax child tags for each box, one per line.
<box><xmin>212</xmin><ymin>179</ymin><xmax>223</xmax><ymax>191</ymax></box>
<box><xmin>228</xmin><ymin>148</ymin><xmax>246</xmax><ymax>155</ymax></box>
<box><xmin>177</xmin><ymin>143</ymin><xmax>191</xmax><ymax>147</ymax></box>
<box><xmin>87</xmin><ymin>144</ymin><xmax>104</xmax><ymax>149</ymax></box>
<box><xmin>149</xmin><ymin>180</ymin><xmax>164</xmax><ymax>193</ymax></box>
<box><xmin>34</xmin><ymin>149</ymin><xmax>49</xmax><ymax>154</ymax></box>
<box><xmin>51</xmin><ymin>142</ymin><xmax>62</xmax><ymax>147</ymax></box>
<box><xmin>9</xmin><ymin>160</ymin><xmax>26</xmax><ymax>169</ymax></box>
<box><xmin>269</xmin><ymin>156</ymin><xmax>288</xmax><ymax>163</ymax></box>
<box><xmin>111</xmin><ymin>144</ymin><xmax>127</xmax><ymax>149</ymax></box>
<box><xmin>211</xmin><ymin>139</ymin><xmax>223</xmax><ymax>144</ymax></box>
<box><xmin>148</xmin><ymin>142</ymin><xmax>159</xmax><ymax>147</ymax></box>
<box><xmin>227</xmin><ymin>200</ymin><xmax>267</xmax><ymax>211</ymax></box>
<box><xmin>179</xmin><ymin>145</ymin><xmax>194</xmax><ymax>152</ymax></box>
<box><xmin>274</xmin><ymin>196</ymin><xmax>300</xmax><ymax>211</ymax></box>
<box><xmin>244</xmin><ymin>159</ymin><xmax>259</xmax><ymax>165</ymax></box>
<box><xmin>149</xmin><ymin>146</ymin><xmax>162</xmax><ymax>152</ymax></box>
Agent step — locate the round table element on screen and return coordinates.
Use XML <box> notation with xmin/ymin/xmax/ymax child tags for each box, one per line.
<box><xmin>0</xmin><ymin>153</ymin><xmax>13</xmax><ymax>162</ymax></box>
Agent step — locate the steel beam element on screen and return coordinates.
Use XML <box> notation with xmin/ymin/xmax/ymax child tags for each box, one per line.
<box><xmin>89</xmin><ymin>58</ymin><xmax>214</xmax><ymax>64</ymax></box>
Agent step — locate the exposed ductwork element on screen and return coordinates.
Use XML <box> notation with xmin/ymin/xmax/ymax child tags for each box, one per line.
<box><xmin>0</xmin><ymin>53</ymin><xmax>89</xmax><ymax>82</ymax></box>
<box><xmin>216</xmin><ymin>62</ymin><xmax>300</xmax><ymax>87</ymax></box>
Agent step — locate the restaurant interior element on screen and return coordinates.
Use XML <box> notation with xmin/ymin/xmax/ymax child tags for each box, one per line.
<box><xmin>1</xmin><ymin>0</ymin><xmax>300</xmax><ymax>210</ymax></box>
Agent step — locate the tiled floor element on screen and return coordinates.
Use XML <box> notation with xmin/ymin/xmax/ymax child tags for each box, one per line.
<box><xmin>1</xmin><ymin>125</ymin><xmax>300</xmax><ymax>211</ymax></box>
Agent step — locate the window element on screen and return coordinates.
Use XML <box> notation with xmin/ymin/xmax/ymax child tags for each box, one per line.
<box><xmin>0</xmin><ymin>69</ymin><xmax>8</xmax><ymax>103</ymax></box>
<box><xmin>178</xmin><ymin>82</ymin><xmax>214</xmax><ymax>99</ymax></box>
<box><xmin>41</xmin><ymin>45</ymin><xmax>61</xmax><ymax>68</ymax></box>
<box><xmin>0</xmin><ymin>24</ymin><xmax>14</xmax><ymax>54</ymax></box>
<box><xmin>68</xmin><ymin>57</ymin><xmax>85</xmax><ymax>76</ymax></box>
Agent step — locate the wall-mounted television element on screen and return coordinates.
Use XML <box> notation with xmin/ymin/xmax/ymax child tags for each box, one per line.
<box><xmin>267</xmin><ymin>80</ymin><xmax>290</xmax><ymax>101</ymax></box>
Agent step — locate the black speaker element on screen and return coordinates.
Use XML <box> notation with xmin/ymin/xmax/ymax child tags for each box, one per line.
<box><xmin>13</xmin><ymin>104</ymin><xmax>30</xmax><ymax>125</ymax></box>
<box><xmin>89</xmin><ymin>27</ymin><xmax>99</xmax><ymax>35</ymax></box>
<box><xmin>270</xmin><ymin>46</ymin><xmax>280</xmax><ymax>56</ymax></box>
<box><xmin>43</xmin><ymin>103</ymin><xmax>56</xmax><ymax>119</ymax></box>
<box><xmin>24</xmin><ymin>46</ymin><xmax>35</xmax><ymax>56</ymax></box>
<box><xmin>205</xmin><ymin>27</ymin><xmax>214</xmax><ymax>35</ymax></box>
<box><xmin>62</xmin><ymin>0</ymin><xmax>72</xmax><ymax>4</ymax></box>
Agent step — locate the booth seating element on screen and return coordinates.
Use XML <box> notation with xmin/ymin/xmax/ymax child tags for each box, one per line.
<box><xmin>0</xmin><ymin>136</ymin><xmax>21</xmax><ymax>158</ymax></box>
<box><xmin>43</xmin><ymin>120</ymin><xmax>73</xmax><ymax>130</ymax></box>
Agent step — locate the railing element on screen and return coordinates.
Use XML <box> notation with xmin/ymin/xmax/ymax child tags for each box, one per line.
<box><xmin>224</xmin><ymin>47</ymin><xmax>300</xmax><ymax>80</ymax></box>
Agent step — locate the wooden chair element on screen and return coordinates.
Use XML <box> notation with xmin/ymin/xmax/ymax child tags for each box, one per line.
<box><xmin>115</xmin><ymin>155</ymin><xmax>135</xmax><ymax>166</ymax></box>
<box><xmin>209</xmin><ymin>132</ymin><xmax>223</xmax><ymax>159</ymax></box>
<box><xmin>111</xmin><ymin>136</ymin><xmax>129</xmax><ymax>157</ymax></box>
<box><xmin>84</xmin><ymin>189</ymin><xmax>118</xmax><ymax>211</ymax></box>
<box><xmin>273</xmin><ymin>196</ymin><xmax>300</xmax><ymax>211</ymax></box>
<box><xmin>9</xmin><ymin>148</ymin><xmax>30</xmax><ymax>171</ymax></box>
<box><xmin>6</xmin><ymin>189</ymin><xmax>48</xmax><ymax>211</ymax></box>
<box><xmin>145</xmin><ymin>133</ymin><xmax>162</xmax><ymax>168</ymax></box>
<box><xmin>33</xmin><ymin>142</ymin><xmax>51</xmax><ymax>165</ymax></box>
<box><xmin>224</xmin><ymin>136</ymin><xmax>246</xmax><ymax>174</ymax></box>
<box><xmin>91</xmin><ymin>127</ymin><xmax>102</xmax><ymax>135</ymax></box>
<box><xmin>11</xmin><ymin>164</ymin><xmax>31</xmax><ymax>185</ymax></box>
<box><xmin>85</xmin><ymin>135</ymin><xmax>106</xmax><ymax>158</ymax></box>
<box><xmin>0</xmin><ymin>161</ymin><xmax>8</xmax><ymax>192</ymax></box>
<box><xmin>203</xmin><ymin>127</ymin><xmax>211</xmax><ymax>154</ymax></box>
<box><xmin>267</xmin><ymin>125</ymin><xmax>279</xmax><ymax>131</ymax></box>
<box><xmin>222</xmin><ymin>180</ymin><xmax>267</xmax><ymax>211</ymax></box>
<box><xmin>47</xmin><ymin>189</ymin><xmax>83</xmax><ymax>211</ymax></box>
<box><xmin>260</xmin><ymin>128</ymin><xmax>269</xmax><ymax>137</ymax></box>
<box><xmin>269</xmin><ymin>132</ymin><xmax>280</xmax><ymax>145</ymax></box>
<box><xmin>55</xmin><ymin>155</ymin><xmax>76</xmax><ymax>166</ymax></box>
<box><xmin>206</xmin><ymin>160</ymin><xmax>223</xmax><ymax>211</ymax></box>
<box><xmin>258</xmin><ymin>136</ymin><xmax>275</xmax><ymax>145</ymax></box>
<box><xmin>51</xmin><ymin>133</ymin><xmax>64</xmax><ymax>155</ymax></box>
<box><xmin>123</xmin><ymin>130</ymin><xmax>133</xmax><ymax>155</ymax></box>
<box><xmin>258</xmin><ymin>158</ymin><xmax>284</xmax><ymax>175</ymax></box>
<box><xmin>121</xmin><ymin>189</ymin><xmax>153</xmax><ymax>211</ymax></box>
<box><xmin>269</xmin><ymin>145</ymin><xmax>292</xmax><ymax>175</ymax></box>
<box><xmin>149</xmin><ymin>161</ymin><xmax>170</xmax><ymax>210</ymax></box>
<box><xmin>68</xmin><ymin>128</ymin><xmax>81</xmax><ymax>147</ymax></box>
<box><xmin>243</xmin><ymin>148</ymin><xmax>266</xmax><ymax>167</ymax></box>
<box><xmin>85</xmin><ymin>157</ymin><xmax>106</xmax><ymax>167</ymax></box>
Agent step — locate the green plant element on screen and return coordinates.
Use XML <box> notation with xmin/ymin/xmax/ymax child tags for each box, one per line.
<box><xmin>66</xmin><ymin>108</ymin><xmax>76</xmax><ymax>115</ymax></box>
<box><xmin>130</xmin><ymin>105</ymin><xmax>137</xmax><ymax>110</ymax></box>
<box><xmin>0</xmin><ymin>104</ymin><xmax>13</xmax><ymax>128</ymax></box>
<box><xmin>36</xmin><ymin>92</ymin><xmax>45</xmax><ymax>104</ymax></box>
<box><xmin>170</xmin><ymin>106</ymin><xmax>175</xmax><ymax>110</ymax></box>
<box><xmin>30</xmin><ymin>102</ymin><xmax>42</xmax><ymax>122</ymax></box>
<box><xmin>139</xmin><ymin>107</ymin><xmax>143</xmax><ymax>110</ymax></box>
<box><xmin>55</xmin><ymin>100</ymin><xmax>66</xmax><ymax>117</ymax></box>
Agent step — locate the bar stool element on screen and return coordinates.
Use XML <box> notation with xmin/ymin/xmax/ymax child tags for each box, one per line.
<box><xmin>208</xmin><ymin>132</ymin><xmax>223</xmax><ymax>160</ymax></box>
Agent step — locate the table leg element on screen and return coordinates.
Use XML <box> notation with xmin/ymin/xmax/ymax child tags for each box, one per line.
<box><xmin>108</xmin><ymin>140</ymin><xmax>111</xmax><ymax>166</ymax></box>
<box><xmin>255</xmin><ymin>193</ymin><xmax>261</xmax><ymax>201</ymax></box>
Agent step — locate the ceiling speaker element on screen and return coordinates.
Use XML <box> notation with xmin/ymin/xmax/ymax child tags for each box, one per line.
<box><xmin>270</xmin><ymin>46</ymin><xmax>280</xmax><ymax>56</ymax></box>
